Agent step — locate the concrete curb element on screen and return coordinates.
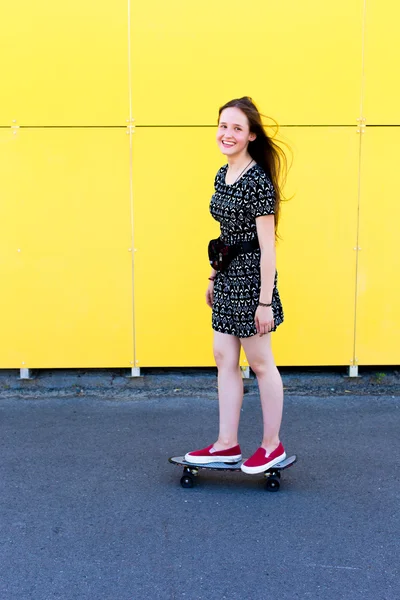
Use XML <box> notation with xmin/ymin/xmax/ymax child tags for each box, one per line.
<box><xmin>0</xmin><ymin>367</ymin><xmax>399</xmax><ymax>400</ymax></box>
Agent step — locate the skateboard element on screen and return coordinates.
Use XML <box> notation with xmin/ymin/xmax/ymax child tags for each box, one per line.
<box><xmin>168</xmin><ymin>455</ymin><xmax>297</xmax><ymax>492</ymax></box>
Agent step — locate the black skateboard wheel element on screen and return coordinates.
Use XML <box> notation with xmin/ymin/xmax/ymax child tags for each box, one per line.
<box><xmin>265</xmin><ymin>476</ymin><xmax>280</xmax><ymax>492</ymax></box>
<box><xmin>180</xmin><ymin>475</ymin><xmax>195</xmax><ymax>488</ymax></box>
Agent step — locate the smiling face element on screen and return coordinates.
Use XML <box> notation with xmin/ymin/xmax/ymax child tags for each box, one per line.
<box><xmin>216</xmin><ymin>107</ymin><xmax>256</xmax><ymax>158</ymax></box>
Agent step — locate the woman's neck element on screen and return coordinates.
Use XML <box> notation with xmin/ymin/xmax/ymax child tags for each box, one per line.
<box><xmin>227</xmin><ymin>152</ymin><xmax>253</xmax><ymax>172</ymax></box>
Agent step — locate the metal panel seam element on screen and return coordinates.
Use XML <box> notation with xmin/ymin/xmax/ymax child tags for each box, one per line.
<box><xmin>127</xmin><ymin>0</ymin><xmax>137</xmax><ymax>368</ymax></box>
<box><xmin>352</xmin><ymin>0</ymin><xmax>368</xmax><ymax>367</ymax></box>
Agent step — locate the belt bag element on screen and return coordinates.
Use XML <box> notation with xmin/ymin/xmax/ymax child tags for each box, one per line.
<box><xmin>208</xmin><ymin>237</ymin><xmax>260</xmax><ymax>272</ymax></box>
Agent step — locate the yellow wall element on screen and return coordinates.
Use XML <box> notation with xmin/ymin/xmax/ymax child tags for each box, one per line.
<box><xmin>1</xmin><ymin>0</ymin><xmax>399</xmax><ymax>369</ymax></box>
<box><xmin>0</xmin><ymin>128</ymin><xmax>133</xmax><ymax>368</ymax></box>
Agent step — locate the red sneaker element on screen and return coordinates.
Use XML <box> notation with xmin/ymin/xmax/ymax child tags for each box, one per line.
<box><xmin>241</xmin><ymin>443</ymin><xmax>286</xmax><ymax>474</ymax></box>
<box><xmin>185</xmin><ymin>444</ymin><xmax>242</xmax><ymax>464</ymax></box>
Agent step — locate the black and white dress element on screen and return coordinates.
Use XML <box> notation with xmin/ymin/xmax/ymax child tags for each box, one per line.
<box><xmin>210</xmin><ymin>163</ymin><xmax>284</xmax><ymax>338</ymax></box>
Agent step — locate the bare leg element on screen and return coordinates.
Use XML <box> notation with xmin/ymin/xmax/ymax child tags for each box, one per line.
<box><xmin>212</xmin><ymin>331</ymin><xmax>243</xmax><ymax>450</ymax></box>
<box><xmin>240</xmin><ymin>333</ymin><xmax>283</xmax><ymax>453</ymax></box>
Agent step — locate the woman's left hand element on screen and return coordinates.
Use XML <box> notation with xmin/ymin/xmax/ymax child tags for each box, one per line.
<box><xmin>255</xmin><ymin>306</ymin><xmax>274</xmax><ymax>337</ymax></box>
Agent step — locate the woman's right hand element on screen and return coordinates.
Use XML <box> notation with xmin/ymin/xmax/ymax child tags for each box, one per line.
<box><xmin>205</xmin><ymin>280</ymin><xmax>214</xmax><ymax>308</ymax></box>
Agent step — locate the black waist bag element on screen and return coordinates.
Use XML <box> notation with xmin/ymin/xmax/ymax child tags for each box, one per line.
<box><xmin>208</xmin><ymin>237</ymin><xmax>259</xmax><ymax>272</ymax></box>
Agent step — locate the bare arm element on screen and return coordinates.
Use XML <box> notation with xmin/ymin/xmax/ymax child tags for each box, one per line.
<box><xmin>255</xmin><ymin>214</ymin><xmax>276</xmax><ymax>335</ymax></box>
<box><xmin>256</xmin><ymin>214</ymin><xmax>276</xmax><ymax>302</ymax></box>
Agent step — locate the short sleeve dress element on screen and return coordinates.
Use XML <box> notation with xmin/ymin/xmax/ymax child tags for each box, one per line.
<box><xmin>209</xmin><ymin>163</ymin><xmax>284</xmax><ymax>338</ymax></box>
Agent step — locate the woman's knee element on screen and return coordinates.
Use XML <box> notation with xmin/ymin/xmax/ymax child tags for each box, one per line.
<box><xmin>213</xmin><ymin>347</ymin><xmax>240</xmax><ymax>371</ymax></box>
<box><xmin>248</xmin><ymin>359</ymin><xmax>271</xmax><ymax>378</ymax></box>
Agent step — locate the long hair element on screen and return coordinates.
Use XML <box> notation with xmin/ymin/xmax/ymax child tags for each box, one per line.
<box><xmin>218</xmin><ymin>97</ymin><xmax>289</xmax><ymax>232</ymax></box>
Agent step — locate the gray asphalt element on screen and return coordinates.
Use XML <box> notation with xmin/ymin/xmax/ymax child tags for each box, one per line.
<box><xmin>1</xmin><ymin>393</ymin><xmax>399</xmax><ymax>600</ymax></box>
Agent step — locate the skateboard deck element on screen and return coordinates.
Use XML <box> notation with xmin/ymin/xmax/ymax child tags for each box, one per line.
<box><xmin>169</xmin><ymin>454</ymin><xmax>297</xmax><ymax>492</ymax></box>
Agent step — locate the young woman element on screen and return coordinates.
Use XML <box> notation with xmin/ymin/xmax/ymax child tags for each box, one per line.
<box><xmin>185</xmin><ymin>97</ymin><xmax>287</xmax><ymax>474</ymax></box>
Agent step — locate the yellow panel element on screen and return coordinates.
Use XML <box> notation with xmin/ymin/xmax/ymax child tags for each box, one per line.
<box><xmin>364</xmin><ymin>1</ymin><xmax>400</xmax><ymax>124</ymax></box>
<box><xmin>0</xmin><ymin>129</ymin><xmax>133</xmax><ymax>367</ymax></box>
<box><xmin>0</xmin><ymin>1</ymin><xmax>128</xmax><ymax>125</ymax></box>
<box><xmin>133</xmin><ymin>128</ymin><xmax>221</xmax><ymax>367</ymax></box>
<box><xmin>131</xmin><ymin>0</ymin><xmax>363</xmax><ymax>126</ymax></box>
<box><xmin>133</xmin><ymin>126</ymin><xmax>359</xmax><ymax>367</ymax></box>
<box><xmin>264</xmin><ymin>127</ymin><xmax>360</xmax><ymax>366</ymax></box>
<box><xmin>355</xmin><ymin>128</ymin><xmax>400</xmax><ymax>364</ymax></box>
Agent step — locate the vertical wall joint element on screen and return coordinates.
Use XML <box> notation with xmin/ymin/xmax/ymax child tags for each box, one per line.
<box><xmin>356</xmin><ymin>117</ymin><xmax>366</xmax><ymax>134</ymax></box>
<box><xmin>11</xmin><ymin>120</ymin><xmax>20</xmax><ymax>137</ymax></box>
<box><xmin>126</xmin><ymin>118</ymin><xmax>135</xmax><ymax>135</ymax></box>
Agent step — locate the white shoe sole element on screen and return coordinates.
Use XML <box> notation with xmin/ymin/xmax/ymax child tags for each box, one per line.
<box><xmin>241</xmin><ymin>452</ymin><xmax>286</xmax><ymax>475</ymax></box>
<box><xmin>184</xmin><ymin>453</ymin><xmax>242</xmax><ymax>464</ymax></box>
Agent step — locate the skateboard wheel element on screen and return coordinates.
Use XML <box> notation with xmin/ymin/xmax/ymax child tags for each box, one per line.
<box><xmin>265</xmin><ymin>477</ymin><xmax>280</xmax><ymax>492</ymax></box>
<box><xmin>180</xmin><ymin>475</ymin><xmax>195</xmax><ymax>488</ymax></box>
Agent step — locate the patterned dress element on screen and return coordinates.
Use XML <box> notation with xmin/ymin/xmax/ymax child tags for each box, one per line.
<box><xmin>210</xmin><ymin>163</ymin><xmax>284</xmax><ymax>338</ymax></box>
